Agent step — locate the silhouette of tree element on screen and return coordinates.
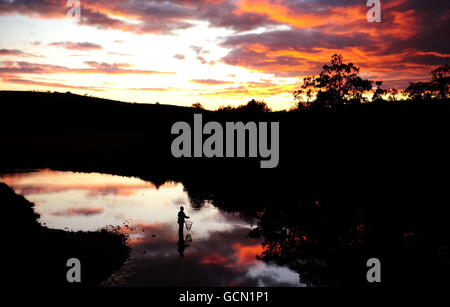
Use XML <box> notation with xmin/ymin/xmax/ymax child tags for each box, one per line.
<box><xmin>371</xmin><ymin>81</ymin><xmax>387</xmax><ymax>102</ymax></box>
<box><xmin>431</xmin><ymin>64</ymin><xmax>449</xmax><ymax>100</ymax></box>
<box><xmin>216</xmin><ymin>99</ymin><xmax>271</xmax><ymax>113</ymax></box>
<box><xmin>386</xmin><ymin>88</ymin><xmax>399</xmax><ymax>102</ymax></box>
<box><xmin>405</xmin><ymin>82</ymin><xmax>433</xmax><ymax>100</ymax></box>
<box><xmin>217</xmin><ymin>105</ymin><xmax>236</xmax><ymax>112</ymax></box>
<box><xmin>192</xmin><ymin>102</ymin><xmax>205</xmax><ymax>110</ymax></box>
<box><xmin>406</xmin><ymin>64</ymin><xmax>449</xmax><ymax>100</ymax></box>
<box><xmin>294</xmin><ymin>54</ymin><xmax>373</xmax><ymax>109</ymax></box>
<box><xmin>370</xmin><ymin>82</ymin><xmax>400</xmax><ymax>103</ymax></box>
<box><xmin>236</xmin><ymin>99</ymin><xmax>271</xmax><ymax>112</ymax></box>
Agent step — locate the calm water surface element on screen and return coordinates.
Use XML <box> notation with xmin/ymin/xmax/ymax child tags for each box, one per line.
<box><xmin>1</xmin><ymin>169</ymin><xmax>305</xmax><ymax>287</ymax></box>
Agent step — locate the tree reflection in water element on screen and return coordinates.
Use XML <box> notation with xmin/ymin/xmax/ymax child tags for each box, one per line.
<box><xmin>186</xmin><ymin>185</ymin><xmax>449</xmax><ymax>287</ymax></box>
<box><xmin>248</xmin><ymin>197</ymin><xmax>449</xmax><ymax>287</ymax></box>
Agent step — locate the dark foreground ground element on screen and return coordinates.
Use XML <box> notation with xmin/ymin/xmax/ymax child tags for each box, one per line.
<box><xmin>1</xmin><ymin>91</ymin><xmax>449</xmax><ymax>287</ymax></box>
<box><xmin>2</xmin><ymin>181</ymin><xmax>130</xmax><ymax>287</ymax></box>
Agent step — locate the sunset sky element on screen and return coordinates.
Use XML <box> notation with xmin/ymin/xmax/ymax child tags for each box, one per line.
<box><xmin>0</xmin><ymin>0</ymin><xmax>448</xmax><ymax>110</ymax></box>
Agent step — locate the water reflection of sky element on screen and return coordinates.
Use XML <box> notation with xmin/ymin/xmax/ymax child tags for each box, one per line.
<box><xmin>1</xmin><ymin>169</ymin><xmax>305</xmax><ymax>287</ymax></box>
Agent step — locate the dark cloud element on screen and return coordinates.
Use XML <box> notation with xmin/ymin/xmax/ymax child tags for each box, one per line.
<box><xmin>197</xmin><ymin>1</ymin><xmax>274</xmax><ymax>31</ymax></box>
<box><xmin>221</xmin><ymin>29</ymin><xmax>373</xmax><ymax>52</ymax></box>
<box><xmin>0</xmin><ymin>0</ymin><xmax>273</xmax><ymax>33</ymax></box>
<box><xmin>0</xmin><ymin>0</ymin><xmax>65</xmax><ymax>17</ymax></box>
<box><xmin>79</xmin><ymin>8</ymin><xmax>133</xmax><ymax>31</ymax></box>
<box><xmin>402</xmin><ymin>54</ymin><xmax>450</xmax><ymax>66</ymax></box>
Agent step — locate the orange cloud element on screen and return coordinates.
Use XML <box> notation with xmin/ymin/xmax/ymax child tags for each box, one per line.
<box><xmin>235</xmin><ymin>0</ymin><xmax>365</xmax><ymax>29</ymax></box>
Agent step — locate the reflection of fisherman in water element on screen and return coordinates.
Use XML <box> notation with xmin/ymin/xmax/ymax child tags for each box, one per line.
<box><xmin>177</xmin><ymin>206</ymin><xmax>190</xmax><ymax>257</ymax></box>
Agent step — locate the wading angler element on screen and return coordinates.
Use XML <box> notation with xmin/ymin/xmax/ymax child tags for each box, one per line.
<box><xmin>171</xmin><ymin>114</ymin><xmax>279</xmax><ymax>168</ymax></box>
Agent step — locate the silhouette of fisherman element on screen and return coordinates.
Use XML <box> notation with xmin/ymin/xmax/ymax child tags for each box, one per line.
<box><xmin>177</xmin><ymin>206</ymin><xmax>190</xmax><ymax>257</ymax></box>
<box><xmin>178</xmin><ymin>206</ymin><xmax>190</xmax><ymax>229</ymax></box>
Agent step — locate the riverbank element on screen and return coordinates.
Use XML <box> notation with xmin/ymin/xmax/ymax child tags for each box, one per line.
<box><xmin>1</xmin><ymin>182</ymin><xmax>130</xmax><ymax>286</ymax></box>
